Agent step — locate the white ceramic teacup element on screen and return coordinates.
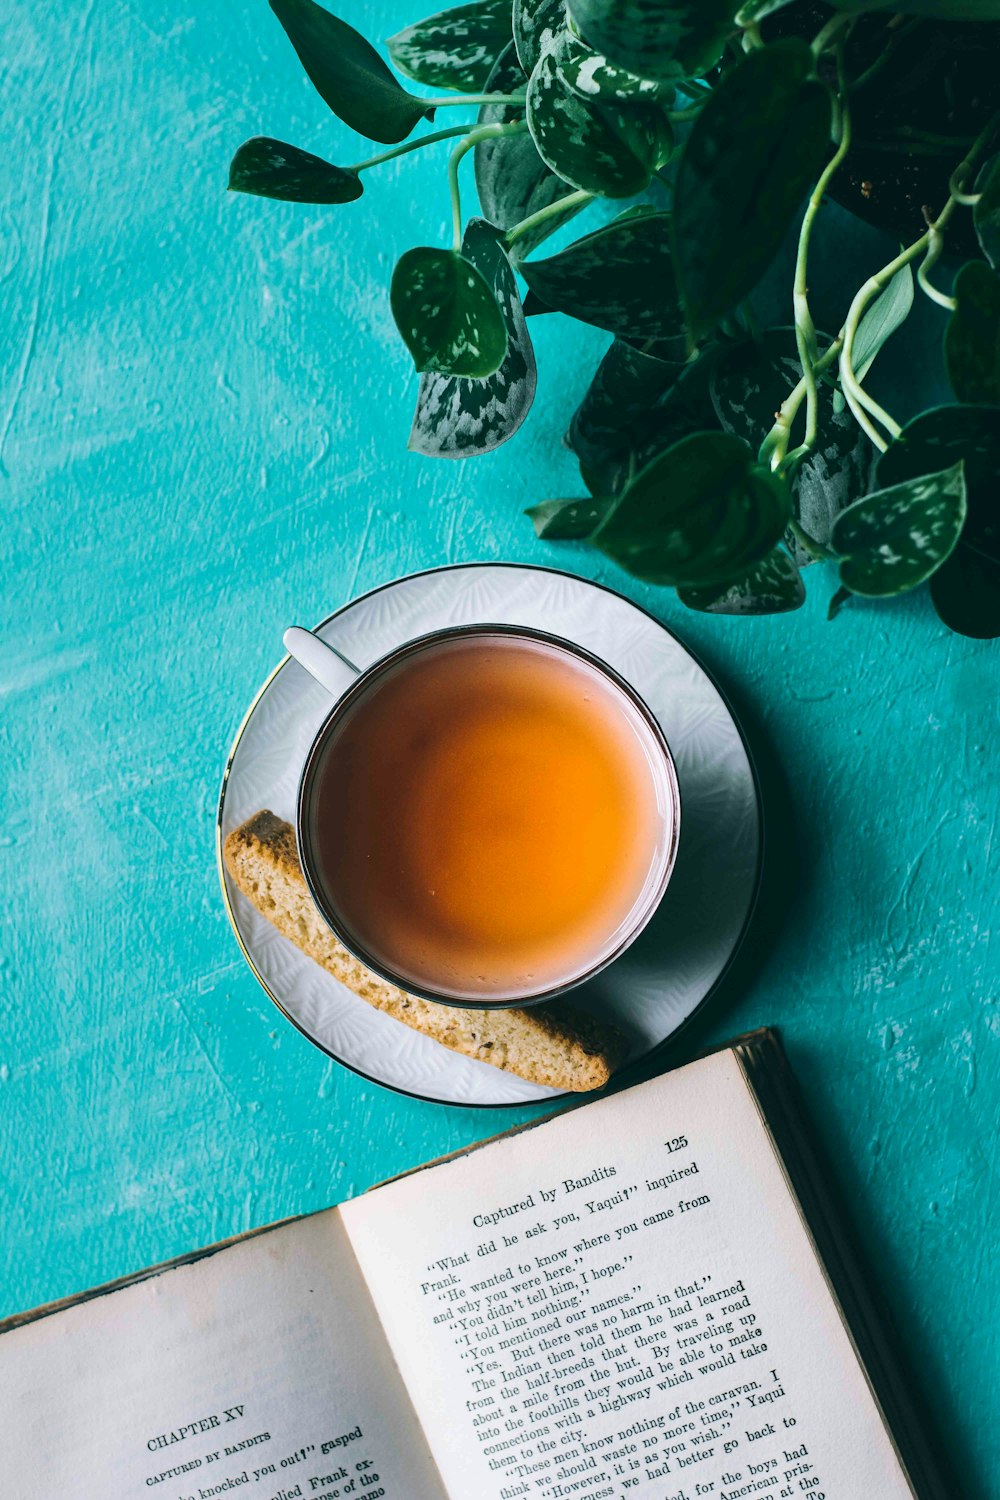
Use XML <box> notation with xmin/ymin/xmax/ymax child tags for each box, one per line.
<box><xmin>285</xmin><ymin>622</ymin><xmax>681</xmax><ymax>1009</ymax></box>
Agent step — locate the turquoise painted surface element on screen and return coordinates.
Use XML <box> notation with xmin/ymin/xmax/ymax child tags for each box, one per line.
<box><xmin>1</xmin><ymin>2</ymin><xmax>997</xmax><ymax>1491</ymax></box>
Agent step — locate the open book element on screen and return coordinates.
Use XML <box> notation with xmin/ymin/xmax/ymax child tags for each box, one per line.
<box><xmin>1</xmin><ymin>1031</ymin><xmax>946</xmax><ymax>1500</ymax></box>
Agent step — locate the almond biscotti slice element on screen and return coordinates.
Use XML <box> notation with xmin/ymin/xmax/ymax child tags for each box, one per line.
<box><xmin>223</xmin><ymin>810</ymin><xmax>628</xmax><ymax>1092</ymax></box>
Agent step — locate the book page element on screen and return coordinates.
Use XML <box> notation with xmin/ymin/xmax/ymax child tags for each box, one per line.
<box><xmin>342</xmin><ymin>1051</ymin><xmax>915</xmax><ymax>1500</ymax></box>
<box><xmin>0</xmin><ymin>1209</ymin><xmax>444</xmax><ymax>1500</ymax></box>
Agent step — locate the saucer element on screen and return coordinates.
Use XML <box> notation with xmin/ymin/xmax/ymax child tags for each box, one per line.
<box><xmin>216</xmin><ymin>564</ymin><xmax>762</xmax><ymax>1107</ymax></box>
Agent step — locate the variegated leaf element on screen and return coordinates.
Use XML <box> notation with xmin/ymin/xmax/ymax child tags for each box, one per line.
<box><xmin>519</xmin><ymin>211</ymin><xmax>682</xmax><ymax>338</ymax></box>
<box><xmin>391</xmin><ymin>244</ymin><xmax>508</xmax><ymax>377</ymax></box>
<box><xmin>409</xmin><ymin>219</ymin><xmax>536</xmax><ymax>457</ymax></box>
<box><xmin>387</xmin><ymin>0</ymin><xmax>512</xmax><ymax>92</ymax></box>
<box><xmin>678</xmin><ymin>547</ymin><xmax>805</xmax><ymax>614</ymax></box>
<box><xmin>831</xmin><ymin>462</ymin><xmax>967</xmax><ymax>597</ymax></box>
<box><xmin>475</xmin><ymin>43</ymin><xmax>587</xmax><ymax>257</ymax></box>
<box><xmin>526</xmin><ymin>41</ymin><xmax>672</xmax><ymax>198</ymax></box>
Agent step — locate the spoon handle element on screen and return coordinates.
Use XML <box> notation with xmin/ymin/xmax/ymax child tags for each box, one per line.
<box><xmin>283</xmin><ymin>626</ymin><xmax>360</xmax><ymax>699</ymax></box>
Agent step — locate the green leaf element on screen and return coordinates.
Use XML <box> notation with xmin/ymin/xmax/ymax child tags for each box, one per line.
<box><xmin>672</xmin><ymin>40</ymin><xmax>832</xmax><ymax>342</ymax></box>
<box><xmin>734</xmin><ymin>0</ymin><xmax>798</xmax><ymax>21</ymax></box>
<box><xmin>576</xmin><ymin>340</ymin><xmax>724</xmax><ymax>496</ymax></box>
<box><xmin>945</xmin><ymin>261</ymin><xmax>1000</xmax><ymax>405</ymax></box>
<box><xmin>391</xmin><ymin>246</ymin><xmax>508</xmax><ymax>376</ymax></box>
<box><xmin>926</xmin><ymin>543</ymin><xmax>1000</xmax><ymax>639</ymax></box>
<box><xmin>526</xmin><ymin>496</ymin><xmax>612</xmax><ymax>537</ymax></box>
<box><xmin>269</xmin><ymin>0</ymin><xmax>432</xmax><ymax>144</ymax></box>
<box><xmin>388</xmin><ymin>0</ymin><xmax>512</xmax><ymax>91</ymax></box>
<box><xmin>228</xmin><ymin>137</ymin><xmax>363</xmax><ymax>203</ymax></box>
<box><xmin>709</xmin><ymin>330</ymin><xmax>874</xmax><ymax>564</ymax></box>
<box><xmin>974</xmin><ymin>155</ymin><xmax>1000</xmax><ymax>271</ymax></box>
<box><xmin>876</xmin><ymin>405</ymin><xmax>1000</xmax><ymax>638</ymax></box>
<box><xmin>827</xmin><ymin>584</ymin><xmax>852</xmax><ymax>621</ymax></box>
<box><xmin>569</xmin><ymin>337</ymin><xmax>687</xmax><ymax>478</ymax></box>
<box><xmin>476</xmin><ymin>44</ymin><xmax>586</xmax><ymax>257</ymax></box>
<box><xmin>513</xmin><ymin>0</ymin><xmax>566</xmax><ymax>76</ymax></box>
<box><xmin>592</xmin><ymin>431</ymin><xmax>793</xmax><ymax>586</ymax></box>
<box><xmin>519</xmin><ymin>211</ymin><xmax>682</xmax><ymax>338</ymax></box>
<box><xmin>678</xmin><ymin>547</ymin><xmax>805</xmax><ymax>615</ymax></box>
<box><xmin>567</xmin><ymin>0</ymin><xmax>736</xmax><ymax>83</ymax></box>
<box><xmin>408</xmin><ymin>219</ymin><xmax>536</xmax><ymax>456</ymax></box>
<box><xmin>552</xmin><ymin>30</ymin><xmax>671</xmax><ymax>103</ymax></box>
<box><xmin>831</xmin><ymin>462</ymin><xmax>967</xmax><ymax>598</ymax></box>
<box><xmin>526</xmin><ymin>40</ymin><xmax>673</xmax><ymax>198</ymax></box>
<box><xmin>851</xmin><ymin>264</ymin><xmax>914</xmax><ymax>384</ymax></box>
<box><xmin>830</xmin><ymin>0</ymin><xmax>1000</xmax><ymax>16</ymax></box>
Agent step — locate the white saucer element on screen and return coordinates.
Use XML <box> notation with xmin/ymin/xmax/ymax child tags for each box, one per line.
<box><xmin>216</xmin><ymin>564</ymin><xmax>762</xmax><ymax>1107</ymax></box>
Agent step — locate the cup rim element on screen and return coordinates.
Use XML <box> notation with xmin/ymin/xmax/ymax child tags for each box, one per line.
<box><xmin>295</xmin><ymin>622</ymin><xmax>682</xmax><ymax>1009</ymax></box>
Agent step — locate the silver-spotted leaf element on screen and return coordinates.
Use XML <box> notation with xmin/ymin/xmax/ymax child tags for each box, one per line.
<box><xmin>388</xmin><ymin>0</ymin><xmax>512</xmax><ymax>92</ymax></box>
<box><xmin>945</xmin><ymin>261</ymin><xmax>1000</xmax><ymax>406</ymax></box>
<box><xmin>678</xmin><ymin>547</ymin><xmax>805</xmax><ymax>614</ymax></box>
<box><xmin>974</xmin><ymin>155</ymin><xmax>1000</xmax><ymax>270</ymax></box>
<box><xmin>526</xmin><ymin>497</ymin><xmax>611</xmax><ymax>537</ymax></box>
<box><xmin>673</xmin><ymin>40</ymin><xmax>832</xmax><ymax>341</ymax></box>
<box><xmin>831</xmin><ymin>462</ymin><xmax>967</xmax><ymax>598</ymax></box>
<box><xmin>554</xmin><ymin>30</ymin><xmax>671</xmax><ymax>103</ymax></box>
<box><xmin>577</xmin><ymin>341</ymin><xmax>724</xmax><ymax>496</ymax></box>
<box><xmin>876</xmin><ymin>405</ymin><xmax>1000</xmax><ymax>637</ymax></box>
<box><xmin>475</xmin><ymin>44</ymin><xmax>586</xmax><ymax>257</ymax></box>
<box><xmin>709</xmin><ymin>330</ymin><xmax>874</xmax><ymax>563</ymax></box>
<box><xmin>592</xmin><ymin>431</ymin><xmax>793</xmax><ymax>587</ymax></box>
<box><xmin>408</xmin><ymin>219</ymin><xmax>536</xmax><ymax>457</ymax></box>
<box><xmin>526</xmin><ymin>42</ymin><xmax>672</xmax><ymax>199</ymax></box>
<box><xmin>228</xmin><ymin>137</ymin><xmax>363</xmax><ymax>203</ymax></box>
<box><xmin>513</xmin><ymin>0</ymin><xmax>566</xmax><ymax>75</ymax></box>
<box><xmin>391</xmin><ymin>245</ymin><xmax>508</xmax><ymax>376</ymax></box>
<box><xmin>567</xmin><ymin>0</ymin><xmax>736</xmax><ymax>82</ymax></box>
<box><xmin>519</xmin><ymin>211</ymin><xmax>682</xmax><ymax>338</ymax></box>
<box><xmin>569</xmin><ymin>337</ymin><xmax>687</xmax><ymax>477</ymax></box>
<box><xmin>270</xmin><ymin>0</ymin><xmax>433</xmax><ymax>143</ymax></box>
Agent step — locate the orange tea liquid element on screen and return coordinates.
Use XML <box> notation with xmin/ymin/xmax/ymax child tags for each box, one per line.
<box><xmin>308</xmin><ymin>634</ymin><xmax>667</xmax><ymax>1000</ymax></box>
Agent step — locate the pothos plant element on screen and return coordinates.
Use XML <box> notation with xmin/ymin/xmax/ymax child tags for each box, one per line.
<box><xmin>230</xmin><ymin>0</ymin><xmax>1000</xmax><ymax>636</ymax></box>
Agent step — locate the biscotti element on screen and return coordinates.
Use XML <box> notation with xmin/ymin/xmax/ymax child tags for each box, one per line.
<box><xmin>223</xmin><ymin>810</ymin><xmax>629</xmax><ymax>1092</ymax></box>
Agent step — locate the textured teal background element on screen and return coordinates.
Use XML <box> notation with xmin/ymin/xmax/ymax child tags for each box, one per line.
<box><xmin>2</xmin><ymin>3</ymin><xmax>997</xmax><ymax>1492</ymax></box>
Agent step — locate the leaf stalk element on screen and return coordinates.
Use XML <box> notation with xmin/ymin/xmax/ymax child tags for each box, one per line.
<box><xmin>431</xmin><ymin>91</ymin><xmax>527</xmax><ymax>109</ymax></box>
<box><xmin>349</xmin><ymin>123</ymin><xmax>479</xmax><ymax>173</ymax></box>
<box><xmin>447</xmin><ymin>122</ymin><xmax>527</xmax><ymax>251</ymax></box>
<box><xmin>504</xmin><ymin>189</ymin><xmax>594</xmax><ymax>250</ymax></box>
<box><xmin>791</xmin><ymin>45</ymin><xmax>852</xmax><ymax>459</ymax></box>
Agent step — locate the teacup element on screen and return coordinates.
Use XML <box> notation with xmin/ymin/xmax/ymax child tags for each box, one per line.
<box><xmin>287</xmin><ymin>622</ymin><xmax>681</xmax><ymax>1008</ymax></box>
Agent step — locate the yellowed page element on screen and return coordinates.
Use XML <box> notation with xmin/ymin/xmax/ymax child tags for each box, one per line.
<box><xmin>0</xmin><ymin>1209</ymin><xmax>444</xmax><ymax>1500</ymax></box>
<box><xmin>342</xmin><ymin>1051</ymin><xmax>915</xmax><ymax>1500</ymax></box>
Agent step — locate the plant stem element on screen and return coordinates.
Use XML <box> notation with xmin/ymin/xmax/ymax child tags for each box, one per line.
<box><xmin>837</xmin><ymin>111</ymin><xmax>1000</xmax><ymax>443</ymax></box>
<box><xmin>504</xmin><ymin>188</ymin><xmax>593</xmax><ymax>249</ymax></box>
<box><xmin>847</xmin><ymin>17</ymin><xmax>919</xmax><ymax>96</ymax></box>
<box><xmin>810</xmin><ymin>12</ymin><xmax>853</xmax><ymax>56</ymax></box>
<box><xmin>792</xmin><ymin>45</ymin><xmax>852</xmax><ymax>457</ymax></box>
<box><xmin>762</xmin><ymin>336</ymin><xmax>843</xmax><ymax>469</ymax></box>
<box><xmin>916</xmin><ymin>225</ymin><xmax>957</xmax><ymax>311</ymax></box>
<box><xmin>448</xmin><ymin>123</ymin><xmax>526</xmax><ymax>251</ymax></box>
<box><xmin>431</xmin><ymin>91</ymin><xmax>526</xmax><ymax>109</ymax></box>
<box><xmin>666</xmin><ymin>104</ymin><xmax>703</xmax><ymax>123</ymax></box>
<box><xmin>948</xmin><ymin>169</ymin><xmax>981</xmax><ymax>207</ymax></box>
<box><xmin>789</xmin><ymin>517</ymin><xmax>836</xmax><ymax>562</ymax></box>
<box><xmin>349</xmin><ymin>123</ymin><xmax>485</xmax><ymax>173</ymax></box>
